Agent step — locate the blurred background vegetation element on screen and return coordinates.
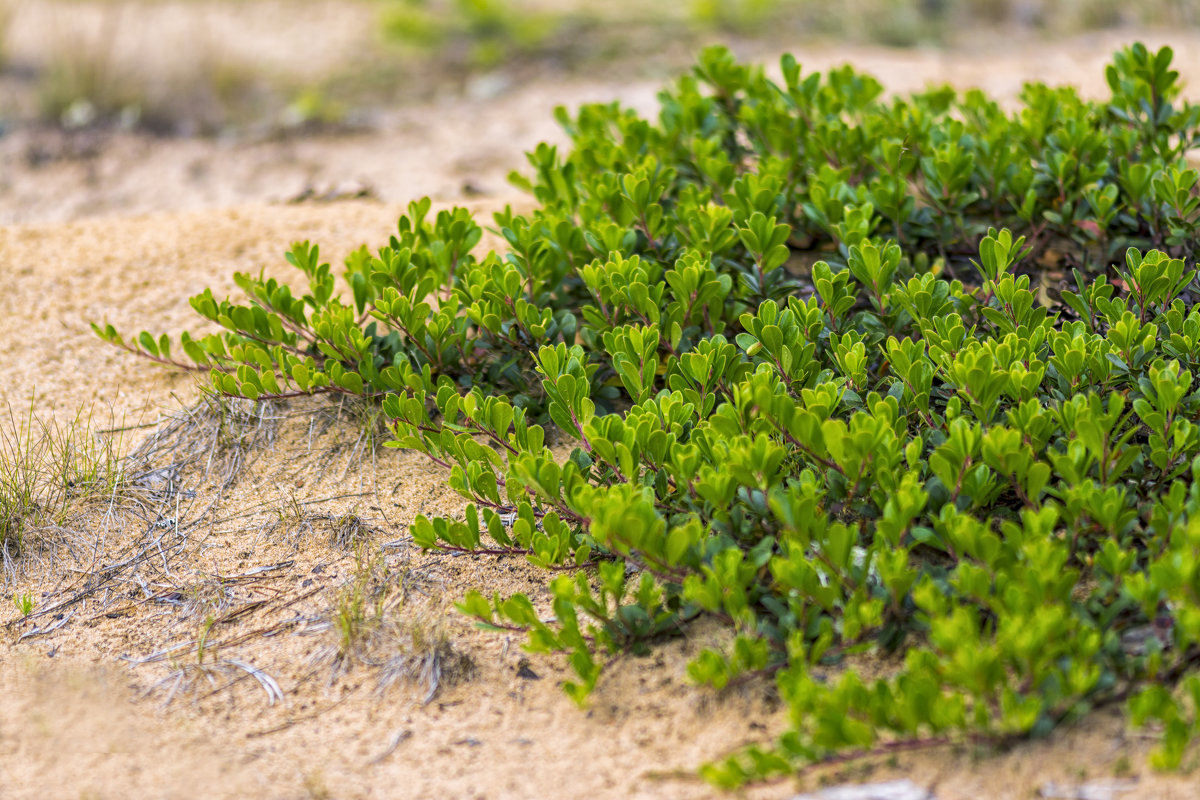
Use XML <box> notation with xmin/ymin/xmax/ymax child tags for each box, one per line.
<box><xmin>380</xmin><ymin>0</ymin><xmax>1199</xmax><ymax>59</ymax></box>
<box><xmin>0</xmin><ymin>0</ymin><xmax>1196</xmax><ymax>136</ymax></box>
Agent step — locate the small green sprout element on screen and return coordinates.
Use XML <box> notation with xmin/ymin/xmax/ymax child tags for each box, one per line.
<box><xmin>12</xmin><ymin>591</ymin><xmax>34</xmax><ymax>617</ymax></box>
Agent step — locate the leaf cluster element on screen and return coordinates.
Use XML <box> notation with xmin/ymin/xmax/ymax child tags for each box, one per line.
<box><xmin>99</xmin><ymin>43</ymin><xmax>1200</xmax><ymax>781</ymax></box>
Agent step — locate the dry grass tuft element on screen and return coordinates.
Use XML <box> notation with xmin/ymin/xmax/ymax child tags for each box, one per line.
<box><xmin>268</xmin><ymin>503</ymin><xmax>381</xmax><ymax>550</ymax></box>
<box><xmin>317</xmin><ymin>547</ymin><xmax>472</xmax><ymax>703</ymax></box>
<box><xmin>126</xmin><ymin>393</ymin><xmax>280</xmax><ymax>498</ymax></box>
<box><xmin>0</xmin><ymin>399</ymin><xmax>142</xmax><ymax>581</ymax></box>
<box><xmin>6</xmin><ymin>389</ymin><xmax>467</xmax><ymax>717</ymax></box>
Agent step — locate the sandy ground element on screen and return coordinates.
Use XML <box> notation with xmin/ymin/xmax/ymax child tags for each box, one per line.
<box><xmin>4</xmin><ymin>12</ymin><xmax>1200</xmax><ymax>800</ymax></box>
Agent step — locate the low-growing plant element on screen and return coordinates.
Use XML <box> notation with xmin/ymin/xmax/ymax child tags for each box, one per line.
<box><xmin>689</xmin><ymin>0</ymin><xmax>782</xmax><ymax>35</ymax></box>
<box><xmin>380</xmin><ymin>0</ymin><xmax>560</xmax><ymax>70</ymax></box>
<box><xmin>792</xmin><ymin>0</ymin><xmax>1195</xmax><ymax>42</ymax></box>
<box><xmin>281</xmin><ymin>86</ymin><xmax>347</xmax><ymax>131</ymax></box>
<box><xmin>35</xmin><ymin>4</ymin><xmax>142</xmax><ymax>128</ymax></box>
<box><xmin>12</xmin><ymin>591</ymin><xmax>34</xmax><ymax>617</ymax></box>
<box><xmin>100</xmin><ymin>43</ymin><xmax>1200</xmax><ymax>783</ymax></box>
